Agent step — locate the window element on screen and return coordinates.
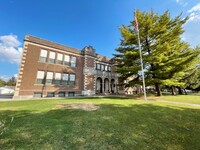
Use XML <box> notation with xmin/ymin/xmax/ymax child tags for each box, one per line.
<box><xmin>68</xmin><ymin>92</ymin><xmax>75</xmax><ymax>97</ymax></box>
<box><xmin>101</xmin><ymin>64</ymin><xmax>105</xmax><ymax>71</ymax></box>
<box><xmin>62</xmin><ymin>73</ymin><xmax>68</xmax><ymax>85</ymax></box>
<box><xmin>46</xmin><ymin>72</ymin><xmax>53</xmax><ymax>85</ymax></box>
<box><xmin>34</xmin><ymin>92</ymin><xmax>42</xmax><ymax>98</ymax></box>
<box><xmin>71</xmin><ymin>56</ymin><xmax>76</xmax><ymax>67</ymax></box>
<box><xmin>69</xmin><ymin>74</ymin><xmax>75</xmax><ymax>85</ymax></box>
<box><xmin>39</xmin><ymin>50</ymin><xmax>47</xmax><ymax>62</ymax></box>
<box><xmin>105</xmin><ymin>65</ymin><xmax>108</xmax><ymax>71</ymax></box>
<box><xmin>96</xmin><ymin>63</ymin><xmax>101</xmax><ymax>70</ymax></box>
<box><xmin>48</xmin><ymin>51</ymin><xmax>56</xmax><ymax>63</ymax></box>
<box><xmin>47</xmin><ymin>92</ymin><xmax>55</xmax><ymax>97</ymax></box>
<box><xmin>64</xmin><ymin>55</ymin><xmax>70</xmax><ymax>65</ymax></box>
<box><xmin>54</xmin><ymin>73</ymin><xmax>61</xmax><ymax>85</ymax></box>
<box><xmin>57</xmin><ymin>53</ymin><xmax>63</xmax><ymax>64</ymax></box>
<box><xmin>108</xmin><ymin>66</ymin><xmax>111</xmax><ymax>71</ymax></box>
<box><xmin>59</xmin><ymin>92</ymin><xmax>65</xmax><ymax>97</ymax></box>
<box><xmin>36</xmin><ymin>71</ymin><xmax>45</xmax><ymax>84</ymax></box>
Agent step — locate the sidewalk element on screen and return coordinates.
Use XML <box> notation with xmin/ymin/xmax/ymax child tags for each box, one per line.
<box><xmin>155</xmin><ymin>100</ymin><xmax>200</xmax><ymax>107</ymax></box>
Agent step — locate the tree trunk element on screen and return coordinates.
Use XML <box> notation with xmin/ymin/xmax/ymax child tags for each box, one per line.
<box><xmin>171</xmin><ymin>86</ymin><xmax>176</xmax><ymax>95</ymax></box>
<box><xmin>155</xmin><ymin>83</ymin><xmax>162</xmax><ymax>96</ymax></box>
<box><xmin>183</xmin><ymin>89</ymin><xmax>188</xmax><ymax>95</ymax></box>
<box><xmin>178</xmin><ymin>87</ymin><xmax>183</xmax><ymax>95</ymax></box>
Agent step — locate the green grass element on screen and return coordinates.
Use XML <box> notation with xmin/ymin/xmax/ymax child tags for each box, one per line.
<box><xmin>154</xmin><ymin>95</ymin><xmax>200</xmax><ymax>105</ymax></box>
<box><xmin>0</xmin><ymin>97</ymin><xmax>200</xmax><ymax>150</ymax></box>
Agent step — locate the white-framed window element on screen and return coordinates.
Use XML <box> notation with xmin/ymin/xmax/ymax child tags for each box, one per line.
<box><xmin>64</xmin><ymin>55</ymin><xmax>70</xmax><ymax>65</ymax></box>
<box><xmin>58</xmin><ymin>92</ymin><xmax>65</xmax><ymax>97</ymax></box>
<box><xmin>101</xmin><ymin>64</ymin><xmax>105</xmax><ymax>71</ymax></box>
<box><xmin>34</xmin><ymin>92</ymin><xmax>42</xmax><ymax>98</ymax></box>
<box><xmin>47</xmin><ymin>92</ymin><xmax>55</xmax><ymax>97</ymax></box>
<box><xmin>69</xmin><ymin>74</ymin><xmax>75</xmax><ymax>85</ymax></box>
<box><xmin>46</xmin><ymin>72</ymin><xmax>53</xmax><ymax>85</ymax></box>
<box><xmin>96</xmin><ymin>63</ymin><xmax>101</xmax><ymax>70</ymax></box>
<box><xmin>39</xmin><ymin>50</ymin><xmax>48</xmax><ymax>62</ymax></box>
<box><xmin>57</xmin><ymin>53</ymin><xmax>63</xmax><ymax>65</ymax></box>
<box><xmin>71</xmin><ymin>56</ymin><xmax>76</xmax><ymax>67</ymax></box>
<box><xmin>54</xmin><ymin>73</ymin><xmax>61</xmax><ymax>85</ymax></box>
<box><xmin>62</xmin><ymin>73</ymin><xmax>69</xmax><ymax>85</ymax></box>
<box><xmin>36</xmin><ymin>71</ymin><xmax>45</xmax><ymax>84</ymax></box>
<box><xmin>68</xmin><ymin>92</ymin><xmax>75</xmax><ymax>97</ymax></box>
<box><xmin>105</xmin><ymin>65</ymin><xmax>108</xmax><ymax>71</ymax></box>
<box><xmin>108</xmin><ymin>66</ymin><xmax>111</xmax><ymax>71</ymax></box>
<box><xmin>48</xmin><ymin>51</ymin><xmax>56</xmax><ymax>64</ymax></box>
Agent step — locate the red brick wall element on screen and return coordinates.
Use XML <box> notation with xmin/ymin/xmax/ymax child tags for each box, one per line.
<box><xmin>18</xmin><ymin>42</ymin><xmax>84</xmax><ymax>96</ymax></box>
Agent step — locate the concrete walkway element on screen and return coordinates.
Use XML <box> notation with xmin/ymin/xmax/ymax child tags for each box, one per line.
<box><xmin>155</xmin><ymin>100</ymin><xmax>200</xmax><ymax>107</ymax></box>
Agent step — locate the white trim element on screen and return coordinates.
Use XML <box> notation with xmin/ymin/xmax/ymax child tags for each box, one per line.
<box><xmin>27</xmin><ymin>42</ymin><xmax>83</xmax><ymax>57</ymax></box>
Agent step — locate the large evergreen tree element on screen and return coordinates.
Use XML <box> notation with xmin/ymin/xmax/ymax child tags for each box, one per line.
<box><xmin>115</xmin><ymin>10</ymin><xmax>200</xmax><ymax>96</ymax></box>
<box><xmin>183</xmin><ymin>51</ymin><xmax>200</xmax><ymax>91</ymax></box>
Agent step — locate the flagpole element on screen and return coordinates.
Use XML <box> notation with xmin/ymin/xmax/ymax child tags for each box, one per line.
<box><xmin>135</xmin><ymin>13</ymin><xmax>147</xmax><ymax>100</ymax></box>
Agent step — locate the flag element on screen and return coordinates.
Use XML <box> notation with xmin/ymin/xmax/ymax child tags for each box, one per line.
<box><xmin>134</xmin><ymin>16</ymin><xmax>139</xmax><ymax>32</ymax></box>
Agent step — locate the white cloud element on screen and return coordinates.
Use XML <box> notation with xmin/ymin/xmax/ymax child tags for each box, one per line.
<box><xmin>188</xmin><ymin>3</ymin><xmax>200</xmax><ymax>13</ymax></box>
<box><xmin>187</xmin><ymin>3</ymin><xmax>200</xmax><ymax>22</ymax></box>
<box><xmin>0</xmin><ymin>75</ymin><xmax>12</xmax><ymax>81</ymax></box>
<box><xmin>188</xmin><ymin>13</ymin><xmax>200</xmax><ymax>22</ymax></box>
<box><xmin>175</xmin><ymin>0</ymin><xmax>188</xmax><ymax>7</ymax></box>
<box><xmin>182</xmin><ymin>21</ymin><xmax>200</xmax><ymax>47</ymax></box>
<box><xmin>0</xmin><ymin>34</ymin><xmax>22</xmax><ymax>64</ymax></box>
<box><xmin>0</xmin><ymin>73</ymin><xmax>18</xmax><ymax>81</ymax></box>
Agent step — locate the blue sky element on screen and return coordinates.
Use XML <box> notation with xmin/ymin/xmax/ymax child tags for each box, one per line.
<box><xmin>0</xmin><ymin>0</ymin><xmax>200</xmax><ymax>81</ymax></box>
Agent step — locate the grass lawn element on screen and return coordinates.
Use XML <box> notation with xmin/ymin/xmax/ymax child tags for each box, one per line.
<box><xmin>0</xmin><ymin>97</ymin><xmax>200</xmax><ymax>150</ymax></box>
<box><xmin>152</xmin><ymin>95</ymin><xmax>200</xmax><ymax>105</ymax></box>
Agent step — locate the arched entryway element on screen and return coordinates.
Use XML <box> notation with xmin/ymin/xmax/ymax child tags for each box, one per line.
<box><xmin>104</xmin><ymin>78</ymin><xmax>109</xmax><ymax>92</ymax></box>
<box><xmin>96</xmin><ymin>77</ymin><xmax>103</xmax><ymax>93</ymax></box>
<box><xmin>111</xmin><ymin>79</ymin><xmax>115</xmax><ymax>93</ymax></box>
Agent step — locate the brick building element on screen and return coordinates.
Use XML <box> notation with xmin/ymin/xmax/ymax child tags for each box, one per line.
<box><xmin>13</xmin><ymin>35</ymin><xmax>119</xmax><ymax>98</ymax></box>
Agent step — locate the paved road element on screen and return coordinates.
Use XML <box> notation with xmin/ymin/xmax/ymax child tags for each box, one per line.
<box><xmin>0</xmin><ymin>95</ymin><xmax>13</xmax><ymax>98</ymax></box>
<box><xmin>0</xmin><ymin>95</ymin><xmax>13</xmax><ymax>100</ymax></box>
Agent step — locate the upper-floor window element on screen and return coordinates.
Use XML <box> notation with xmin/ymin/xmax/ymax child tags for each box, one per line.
<box><xmin>36</xmin><ymin>71</ymin><xmax>45</xmax><ymax>84</ymax></box>
<box><xmin>48</xmin><ymin>52</ymin><xmax>56</xmax><ymax>64</ymax></box>
<box><xmin>69</xmin><ymin>74</ymin><xmax>75</xmax><ymax>85</ymax></box>
<box><xmin>71</xmin><ymin>56</ymin><xmax>76</xmax><ymax>67</ymax></box>
<box><xmin>54</xmin><ymin>73</ymin><xmax>61</xmax><ymax>85</ymax></box>
<box><xmin>46</xmin><ymin>72</ymin><xmax>53</xmax><ymax>85</ymax></box>
<box><xmin>39</xmin><ymin>50</ymin><xmax>47</xmax><ymax>62</ymax></box>
<box><xmin>57</xmin><ymin>53</ymin><xmax>63</xmax><ymax>65</ymax></box>
<box><xmin>105</xmin><ymin>65</ymin><xmax>108</xmax><ymax>71</ymax></box>
<box><xmin>101</xmin><ymin>64</ymin><xmax>105</xmax><ymax>71</ymax></box>
<box><xmin>96</xmin><ymin>63</ymin><xmax>111</xmax><ymax>72</ymax></box>
<box><xmin>108</xmin><ymin>66</ymin><xmax>111</xmax><ymax>71</ymax></box>
<box><xmin>96</xmin><ymin>64</ymin><xmax>101</xmax><ymax>70</ymax></box>
<box><xmin>64</xmin><ymin>55</ymin><xmax>70</xmax><ymax>65</ymax></box>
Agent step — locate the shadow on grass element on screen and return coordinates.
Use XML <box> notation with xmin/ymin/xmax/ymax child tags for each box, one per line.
<box><xmin>0</xmin><ymin>104</ymin><xmax>200</xmax><ymax>150</ymax></box>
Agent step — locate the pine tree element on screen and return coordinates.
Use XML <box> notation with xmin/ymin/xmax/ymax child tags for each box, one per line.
<box><xmin>115</xmin><ymin>10</ymin><xmax>200</xmax><ymax>96</ymax></box>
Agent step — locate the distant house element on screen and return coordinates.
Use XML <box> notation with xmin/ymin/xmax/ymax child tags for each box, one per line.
<box><xmin>0</xmin><ymin>86</ymin><xmax>15</xmax><ymax>94</ymax></box>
